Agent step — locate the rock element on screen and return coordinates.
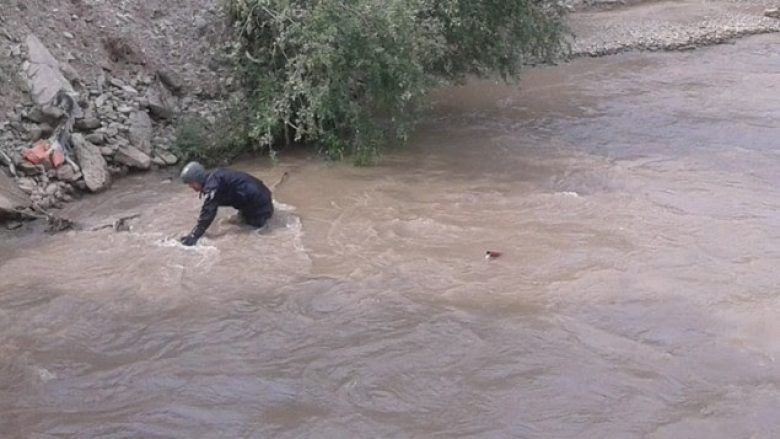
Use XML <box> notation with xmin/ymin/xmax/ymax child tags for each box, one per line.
<box><xmin>18</xmin><ymin>161</ymin><xmax>43</xmax><ymax>176</ymax></box>
<box><xmin>72</xmin><ymin>133</ymin><xmax>111</xmax><ymax>192</ymax></box>
<box><xmin>766</xmin><ymin>8</ymin><xmax>780</xmax><ymax>18</ymax></box>
<box><xmin>115</xmin><ymin>145</ymin><xmax>151</xmax><ymax>170</ymax></box>
<box><xmin>85</xmin><ymin>133</ymin><xmax>105</xmax><ymax>145</ymax></box>
<box><xmin>60</xmin><ymin>63</ymin><xmax>81</xmax><ymax>86</ymax></box>
<box><xmin>75</xmin><ymin>116</ymin><xmax>101</xmax><ymax>131</ymax></box>
<box><xmin>24</xmin><ymin>34</ymin><xmax>74</xmax><ymax>106</ymax></box>
<box><xmin>100</xmin><ymin>146</ymin><xmax>114</xmax><ymax>156</ymax></box>
<box><xmin>122</xmin><ymin>85</ymin><xmax>139</xmax><ymax>95</ymax></box>
<box><xmin>24</xmin><ymin>107</ymin><xmax>45</xmax><ymax>123</ymax></box>
<box><xmin>146</xmin><ymin>85</ymin><xmax>175</xmax><ymax>120</ymax></box>
<box><xmin>0</xmin><ymin>171</ymin><xmax>31</xmax><ymax>217</ymax></box>
<box><xmin>26</xmin><ymin>124</ymin><xmax>44</xmax><ymax>141</ymax></box>
<box><xmin>45</xmin><ymin>182</ymin><xmax>59</xmax><ymax>196</ymax></box>
<box><xmin>157</xmin><ymin>69</ymin><xmax>185</xmax><ymax>95</ymax></box>
<box><xmin>158</xmin><ymin>151</ymin><xmax>178</xmax><ymax>165</ymax></box>
<box><xmin>128</xmin><ymin>111</ymin><xmax>153</xmax><ymax>154</ymax></box>
<box><xmin>95</xmin><ymin>94</ymin><xmax>109</xmax><ymax>107</ymax></box>
<box><xmin>109</xmin><ymin>77</ymin><xmax>126</xmax><ymax>88</ymax></box>
<box><xmin>39</xmin><ymin>123</ymin><xmax>54</xmax><ymax>138</ymax></box>
<box><xmin>5</xmin><ymin>221</ymin><xmax>23</xmax><ymax>230</ymax></box>
<box><xmin>40</xmin><ymin>104</ymin><xmax>65</xmax><ymax>123</ymax></box>
<box><xmin>16</xmin><ymin>177</ymin><xmax>36</xmax><ymax>194</ymax></box>
<box><xmin>102</xmin><ymin>127</ymin><xmax>119</xmax><ymax>138</ymax></box>
<box><xmin>117</xmin><ymin>105</ymin><xmax>134</xmax><ymax>114</ymax></box>
<box><xmin>37</xmin><ymin>197</ymin><xmax>52</xmax><ymax>209</ymax></box>
<box><xmin>56</xmin><ymin>164</ymin><xmax>81</xmax><ymax>182</ymax></box>
<box><xmin>151</xmin><ymin>155</ymin><xmax>166</xmax><ymax>166</ymax></box>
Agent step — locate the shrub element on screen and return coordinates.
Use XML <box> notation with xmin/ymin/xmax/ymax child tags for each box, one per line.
<box><xmin>226</xmin><ymin>0</ymin><xmax>568</xmax><ymax>163</ymax></box>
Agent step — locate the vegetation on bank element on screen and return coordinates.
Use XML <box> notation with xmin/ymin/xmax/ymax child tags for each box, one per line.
<box><xmin>176</xmin><ymin>0</ymin><xmax>568</xmax><ymax>165</ymax></box>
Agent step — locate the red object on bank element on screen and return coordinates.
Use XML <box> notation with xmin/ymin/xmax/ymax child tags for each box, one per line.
<box><xmin>22</xmin><ymin>141</ymin><xmax>65</xmax><ymax>168</ymax></box>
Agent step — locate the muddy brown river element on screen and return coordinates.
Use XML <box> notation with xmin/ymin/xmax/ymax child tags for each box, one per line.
<box><xmin>2</xmin><ymin>35</ymin><xmax>779</xmax><ymax>438</ymax></box>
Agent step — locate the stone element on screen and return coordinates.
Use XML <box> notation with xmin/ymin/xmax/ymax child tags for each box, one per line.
<box><xmin>39</xmin><ymin>123</ymin><xmax>54</xmax><ymax>138</ymax></box>
<box><xmin>128</xmin><ymin>111</ymin><xmax>153</xmax><ymax>154</ymax></box>
<box><xmin>157</xmin><ymin>69</ymin><xmax>185</xmax><ymax>95</ymax></box>
<box><xmin>85</xmin><ymin>133</ymin><xmax>105</xmax><ymax>145</ymax></box>
<box><xmin>122</xmin><ymin>85</ymin><xmax>139</xmax><ymax>95</ymax></box>
<box><xmin>151</xmin><ymin>155</ymin><xmax>166</xmax><ymax>166</ymax></box>
<box><xmin>45</xmin><ymin>182</ymin><xmax>59</xmax><ymax>196</ymax></box>
<box><xmin>18</xmin><ymin>161</ymin><xmax>43</xmax><ymax>176</ymax></box>
<box><xmin>109</xmin><ymin>77</ymin><xmax>126</xmax><ymax>88</ymax></box>
<box><xmin>72</xmin><ymin>133</ymin><xmax>111</xmax><ymax>192</ymax></box>
<box><xmin>158</xmin><ymin>151</ymin><xmax>178</xmax><ymax>165</ymax></box>
<box><xmin>60</xmin><ymin>63</ymin><xmax>81</xmax><ymax>86</ymax></box>
<box><xmin>26</xmin><ymin>124</ymin><xmax>44</xmax><ymax>141</ymax></box>
<box><xmin>100</xmin><ymin>146</ymin><xmax>114</xmax><ymax>156</ymax></box>
<box><xmin>0</xmin><ymin>171</ymin><xmax>31</xmax><ymax>217</ymax></box>
<box><xmin>115</xmin><ymin>145</ymin><xmax>151</xmax><ymax>170</ymax></box>
<box><xmin>95</xmin><ymin>94</ymin><xmax>109</xmax><ymax>107</ymax></box>
<box><xmin>765</xmin><ymin>8</ymin><xmax>780</xmax><ymax>18</ymax></box>
<box><xmin>25</xmin><ymin>107</ymin><xmax>44</xmax><ymax>123</ymax></box>
<box><xmin>16</xmin><ymin>177</ymin><xmax>36</xmax><ymax>194</ymax></box>
<box><xmin>56</xmin><ymin>163</ymin><xmax>81</xmax><ymax>182</ymax></box>
<box><xmin>40</xmin><ymin>104</ymin><xmax>65</xmax><ymax>122</ymax></box>
<box><xmin>24</xmin><ymin>34</ymin><xmax>74</xmax><ymax>106</ymax></box>
<box><xmin>5</xmin><ymin>221</ymin><xmax>23</xmax><ymax>230</ymax></box>
<box><xmin>103</xmin><ymin>127</ymin><xmax>119</xmax><ymax>138</ymax></box>
<box><xmin>146</xmin><ymin>85</ymin><xmax>175</xmax><ymax>119</ymax></box>
<box><xmin>75</xmin><ymin>116</ymin><xmax>101</xmax><ymax>131</ymax></box>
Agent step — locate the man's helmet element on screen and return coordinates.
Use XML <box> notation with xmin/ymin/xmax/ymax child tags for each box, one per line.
<box><xmin>180</xmin><ymin>161</ymin><xmax>206</xmax><ymax>185</ymax></box>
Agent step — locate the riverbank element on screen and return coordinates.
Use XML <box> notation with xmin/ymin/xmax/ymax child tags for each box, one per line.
<box><xmin>1</xmin><ymin>0</ymin><xmax>779</xmax><ymax>223</ymax></box>
<box><xmin>570</xmin><ymin>0</ymin><xmax>780</xmax><ymax>56</ymax></box>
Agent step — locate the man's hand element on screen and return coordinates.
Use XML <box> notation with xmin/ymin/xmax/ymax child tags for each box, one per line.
<box><xmin>180</xmin><ymin>234</ymin><xmax>198</xmax><ymax>246</ymax></box>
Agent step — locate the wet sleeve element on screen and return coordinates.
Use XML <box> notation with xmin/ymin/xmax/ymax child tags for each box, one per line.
<box><xmin>189</xmin><ymin>190</ymin><xmax>218</xmax><ymax>240</ymax></box>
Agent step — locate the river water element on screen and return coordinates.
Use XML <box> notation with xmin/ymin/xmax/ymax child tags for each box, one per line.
<box><xmin>2</xmin><ymin>35</ymin><xmax>779</xmax><ymax>438</ymax></box>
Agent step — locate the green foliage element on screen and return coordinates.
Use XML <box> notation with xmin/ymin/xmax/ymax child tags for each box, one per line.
<box><xmin>173</xmin><ymin>103</ymin><xmax>257</xmax><ymax>168</ymax></box>
<box><xmin>226</xmin><ymin>0</ymin><xmax>568</xmax><ymax>163</ymax></box>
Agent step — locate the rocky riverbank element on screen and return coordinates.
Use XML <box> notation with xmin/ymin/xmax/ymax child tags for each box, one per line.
<box><xmin>0</xmin><ymin>0</ymin><xmax>234</xmax><ymax>221</ymax></box>
<box><xmin>1</xmin><ymin>0</ymin><xmax>779</xmax><ymax>223</ymax></box>
<box><xmin>569</xmin><ymin>0</ymin><xmax>780</xmax><ymax>56</ymax></box>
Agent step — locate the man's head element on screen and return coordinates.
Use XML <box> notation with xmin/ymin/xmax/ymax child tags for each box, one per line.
<box><xmin>180</xmin><ymin>161</ymin><xmax>207</xmax><ymax>191</ymax></box>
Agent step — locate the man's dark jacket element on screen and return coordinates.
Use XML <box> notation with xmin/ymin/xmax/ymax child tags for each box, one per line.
<box><xmin>187</xmin><ymin>169</ymin><xmax>274</xmax><ymax>240</ymax></box>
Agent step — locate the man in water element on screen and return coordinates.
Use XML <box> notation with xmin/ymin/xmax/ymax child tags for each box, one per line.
<box><xmin>179</xmin><ymin>161</ymin><xmax>274</xmax><ymax>246</ymax></box>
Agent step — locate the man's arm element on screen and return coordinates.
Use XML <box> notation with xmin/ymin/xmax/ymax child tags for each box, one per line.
<box><xmin>181</xmin><ymin>191</ymin><xmax>219</xmax><ymax>246</ymax></box>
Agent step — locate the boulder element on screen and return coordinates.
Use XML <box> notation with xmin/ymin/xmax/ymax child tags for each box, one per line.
<box><xmin>158</xmin><ymin>151</ymin><xmax>178</xmax><ymax>165</ymax></box>
<box><xmin>56</xmin><ymin>163</ymin><xmax>82</xmax><ymax>182</ymax></box>
<box><xmin>115</xmin><ymin>145</ymin><xmax>151</xmax><ymax>170</ymax></box>
<box><xmin>128</xmin><ymin>111</ymin><xmax>153</xmax><ymax>154</ymax></box>
<box><xmin>72</xmin><ymin>134</ymin><xmax>111</xmax><ymax>192</ymax></box>
<box><xmin>0</xmin><ymin>171</ymin><xmax>31</xmax><ymax>217</ymax></box>
<box><xmin>24</xmin><ymin>34</ymin><xmax>74</xmax><ymax>106</ymax></box>
<box><xmin>85</xmin><ymin>133</ymin><xmax>105</xmax><ymax>145</ymax></box>
<box><xmin>75</xmin><ymin>116</ymin><xmax>102</xmax><ymax>131</ymax></box>
<box><xmin>146</xmin><ymin>84</ymin><xmax>175</xmax><ymax>120</ymax></box>
<box><xmin>157</xmin><ymin>69</ymin><xmax>185</xmax><ymax>95</ymax></box>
